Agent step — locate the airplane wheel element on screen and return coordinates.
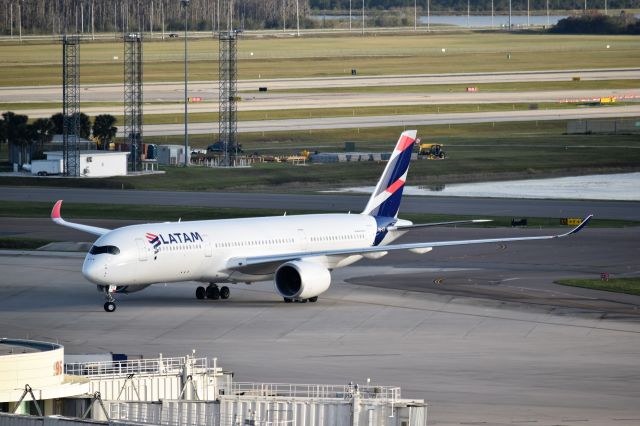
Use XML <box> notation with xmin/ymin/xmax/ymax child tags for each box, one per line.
<box><xmin>309</xmin><ymin>296</ymin><xmax>318</xmax><ymax>303</ymax></box>
<box><xmin>206</xmin><ymin>286</ymin><xmax>220</xmax><ymax>300</ymax></box>
<box><xmin>220</xmin><ymin>286</ymin><xmax>230</xmax><ymax>300</ymax></box>
<box><xmin>284</xmin><ymin>297</ymin><xmax>293</xmax><ymax>303</ymax></box>
<box><xmin>195</xmin><ymin>286</ymin><xmax>206</xmax><ymax>300</ymax></box>
<box><xmin>104</xmin><ymin>302</ymin><xmax>116</xmax><ymax>312</ymax></box>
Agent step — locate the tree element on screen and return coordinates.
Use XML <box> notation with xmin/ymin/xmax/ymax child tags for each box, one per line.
<box><xmin>50</xmin><ymin>113</ymin><xmax>64</xmax><ymax>134</ymax></box>
<box><xmin>2</xmin><ymin>111</ymin><xmax>32</xmax><ymax>165</ymax></box>
<box><xmin>0</xmin><ymin>116</ymin><xmax>6</xmax><ymax>153</ymax></box>
<box><xmin>50</xmin><ymin>112</ymin><xmax>91</xmax><ymax>139</ymax></box>
<box><xmin>77</xmin><ymin>113</ymin><xmax>92</xmax><ymax>139</ymax></box>
<box><xmin>92</xmin><ymin>114</ymin><xmax>118</xmax><ymax>150</ymax></box>
<box><xmin>31</xmin><ymin>118</ymin><xmax>55</xmax><ymax>156</ymax></box>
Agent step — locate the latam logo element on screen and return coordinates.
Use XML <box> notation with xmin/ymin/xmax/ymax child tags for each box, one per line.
<box><xmin>146</xmin><ymin>231</ymin><xmax>203</xmax><ymax>250</ymax></box>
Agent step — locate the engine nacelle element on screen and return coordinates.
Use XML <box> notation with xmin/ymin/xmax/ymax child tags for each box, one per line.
<box><xmin>274</xmin><ymin>261</ymin><xmax>331</xmax><ymax>299</ymax></box>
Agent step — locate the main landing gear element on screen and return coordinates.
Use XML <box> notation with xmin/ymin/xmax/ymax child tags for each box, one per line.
<box><xmin>283</xmin><ymin>296</ymin><xmax>318</xmax><ymax>303</ymax></box>
<box><xmin>196</xmin><ymin>283</ymin><xmax>230</xmax><ymax>301</ymax></box>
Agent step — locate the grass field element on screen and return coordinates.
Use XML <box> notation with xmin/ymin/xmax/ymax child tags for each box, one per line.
<box><xmin>1</xmin><ymin>33</ymin><xmax>639</xmax><ymax>86</ymax></box>
<box><xmin>111</xmin><ymin>102</ymin><xmax>579</xmax><ymax>126</ymax></box>
<box><xmin>2</xmin><ymin>121</ymin><xmax>638</xmax><ymax>191</ymax></box>
<box><xmin>0</xmin><ymin>237</ymin><xmax>53</xmax><ymax>250</ymax></box>
<box><xmin>555</xmin><ymin>277</ymin><xmax>640</xmax><ymax>296</ymax></box>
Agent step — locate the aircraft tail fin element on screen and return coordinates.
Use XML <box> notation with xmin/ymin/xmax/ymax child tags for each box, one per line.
<box><xmin>362</xmin><ymin>130</ymin><xmax>417</xmax><ymax>218</ymax></box>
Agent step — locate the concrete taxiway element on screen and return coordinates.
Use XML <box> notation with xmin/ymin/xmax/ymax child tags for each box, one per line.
<box><xmin>1</xmin><ymin>186</ymin><xmax>638</xmax><ymax>220</ymax></box>
<box><xmin>133</xmin><ymin>105</ymin><xmax>640</xmax><ymax>136</ymax></box>
<box><xmin>0</xmin><ymin>225</ymin><xmax>639</xmax><ymax>425</ymax></box>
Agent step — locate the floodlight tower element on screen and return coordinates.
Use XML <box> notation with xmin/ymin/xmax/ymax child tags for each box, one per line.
<box><xmin>62</xmin><ymin>33</ymin><xmax>81</xmax><ymax>177</ymax></box>
<box><xmin>124</xmin><ymin>32</ymin><xmax>143</xmax><ymax>171</ymax></box>
<box><xmin>182</xmin><ymin>0</ymin><xmax>190</xmax><ymax>167</ymax></box>
<box><xmin>218</xmin><ymin>30</ymin><xmax>238</xmax><ymax>167</ymax></box>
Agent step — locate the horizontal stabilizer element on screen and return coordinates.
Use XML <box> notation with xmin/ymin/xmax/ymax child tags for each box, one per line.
<box><xmin>389</xmin><ymin>219</ymin><xmax>492</xmax><ymax>231</ymax></box>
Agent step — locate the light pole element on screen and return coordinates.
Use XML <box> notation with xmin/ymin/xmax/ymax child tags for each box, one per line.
<box><xmin>361</xmin><ymin>0</ymin><xmax>364</xmax><ymax>35</ymax></box>
<box><xmin>296</xmin><ymin>0</ymin><xmax>300</xmax><ymax>36</ymax></box>
<box><xmin>349</xmin><ymin>0</ymin><xmax>352</xmax><ymax>31</ymax></box>
<box><xmin>182</xmin><ymin>0</ymin><xmax>189</xmax><ymax>167</ymax></box>
<box><xmin>491</xmin><ymin>0</ymin><xmax>494</xmax><ymax>28</ymax></box>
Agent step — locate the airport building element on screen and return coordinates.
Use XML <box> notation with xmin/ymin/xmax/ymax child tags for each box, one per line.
<box><xmin>0</xmin><ymin>339</ymin><xmax>90</xmax><ymax>415</ymax></box>
<box><xmin>0</xmin><ymin>339</ymin><xmax>427</xmax><ymax>425</ymax></box>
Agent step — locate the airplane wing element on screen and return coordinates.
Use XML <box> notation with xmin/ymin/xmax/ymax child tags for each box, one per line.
<box><xmin>226</xmin><ymin>215</ymin><xmax>592</xmax><ymax>272</ymax></box>
<box><xmin>51</xmin><ymin>200</ymin><xmax>111</xmax><ymax>237</ymax></box>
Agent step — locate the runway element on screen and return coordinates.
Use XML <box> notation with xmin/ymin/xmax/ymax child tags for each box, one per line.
<box><xmin>1</xmin><ymin>226</ymin><xmax>639</xmax><ymax>425</ymax></box>
<box><xmin>13</xmin><ymin>89</ymin><xmax>640</xmax><ymax>119</ymax></box>
<box><xmin>1</xmin><ymin>68</ymin><xmax>638</xmax><ymax>103</ymax></box>
<box><xmin>1</xmin><ymin>186</ymin><xmax>638</xmax><ymax>221</ymax></box>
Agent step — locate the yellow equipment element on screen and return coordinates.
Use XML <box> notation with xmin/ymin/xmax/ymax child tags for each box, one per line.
<box><xmin>418</xmin><ymin>143</ymin><xmax>446</xmax><ymax>159</ymax></box>
<box><xmin>300</xmin><ymin>149</ymin><xmax>311</xmax><ymax>159</ymax></box>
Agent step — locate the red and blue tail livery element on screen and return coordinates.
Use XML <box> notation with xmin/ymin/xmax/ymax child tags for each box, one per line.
<box><xmin>362</xmin><ymin>130</ymin><xmax>417</xmax><ymax>219</ymax></box>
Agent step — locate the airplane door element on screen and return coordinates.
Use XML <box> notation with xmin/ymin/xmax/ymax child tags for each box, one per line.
<box><xmin>135</xmin><ymin>238</ymin><xmax>148</xmax><ymax>261</ymax></box>
<box><xmin>203</xmin><ymin>234</ymin><xmax>212</xmax><ymax>257</ymax></box>
<box><xmin>296</xmin><ymin>229</ymin><xmax>308</xmax><ymax>251</ymax></box>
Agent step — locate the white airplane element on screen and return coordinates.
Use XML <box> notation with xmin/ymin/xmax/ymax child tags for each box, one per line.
<box><xmin>51</xmin><ymin>130</ymin><xmax>592</xmax><ymax>312</ymax></box>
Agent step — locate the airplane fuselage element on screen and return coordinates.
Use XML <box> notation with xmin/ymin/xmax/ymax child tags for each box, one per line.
<box><xmin>82</xmin><ymin>213</ymin><xmax>399</xmax><ymax>287</ymax></box>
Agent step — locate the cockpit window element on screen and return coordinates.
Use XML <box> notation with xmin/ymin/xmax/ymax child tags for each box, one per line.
<box><xmin>89</xmin><ymin>245</ymin><xmax>120</xmax><ymax>255</ymax></box>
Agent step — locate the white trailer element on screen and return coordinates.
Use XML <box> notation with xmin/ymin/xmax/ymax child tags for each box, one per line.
<box><xmin>31</xmin><ymin>159</ymin><xmax>63</xmax><ymax>176</ymax></box>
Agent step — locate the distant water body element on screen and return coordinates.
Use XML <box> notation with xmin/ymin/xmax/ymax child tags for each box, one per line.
<box><xmin>311</xmin><ymin>14</ymin><xmax>568</xmax><ymax>27</ymax></box>
<box><xmin>332</xmin><ymin>173</ymin><xmax>640</xmax><ymax>201</ymax></box>
<box><xmin>419</xmin><ymin>14</ymin><xmax>567</xmax><ymax>27</ymax></box>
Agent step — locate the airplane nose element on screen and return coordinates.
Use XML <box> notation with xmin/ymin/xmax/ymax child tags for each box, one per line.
<box><xmin>82</xmin><ymin>257</ymin><xmax>108</xmax><ymax>285</ymax></box>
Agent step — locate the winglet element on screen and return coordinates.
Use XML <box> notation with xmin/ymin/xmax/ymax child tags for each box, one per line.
<box><xmin>49</xmin><ymin>199</ymin><xmax>111</xmax><ymax>236</ymax></box>
<box><xmin>51</xmin><ymin>200</ymin><xmax>63</xmax><ymax>220</ymax></box>
<box><xmin>561</xmin><ymin>214</ymin><xmax>593</xmax><ymax>237</ymax></box>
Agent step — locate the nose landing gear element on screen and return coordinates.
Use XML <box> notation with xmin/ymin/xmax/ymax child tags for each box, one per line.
<box><xmin>103</xmin><ymin>288</ymin><xmax>117</xmax><ymax>312</ymax></box>
<box><xmin>196</xmin><ymin>283</ymin><xmax>231</xmax><ymax>302</ymax></box>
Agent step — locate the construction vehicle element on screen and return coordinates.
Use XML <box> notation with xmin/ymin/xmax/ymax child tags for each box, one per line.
<box><xmin>418</xmin><ymin>143</ymin><xmax>446</xmax><ymax>159</ymax></box>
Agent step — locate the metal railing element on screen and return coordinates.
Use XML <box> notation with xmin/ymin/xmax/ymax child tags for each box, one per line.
<box><xmin>230</xmin><ymin>382</ymin><xmax>401</xmax><ymax>401</ymax></box>
<box><xmin>65</xmin><ymin>356</ymin><xmax>210</xmax><ymax>378</ymax></box>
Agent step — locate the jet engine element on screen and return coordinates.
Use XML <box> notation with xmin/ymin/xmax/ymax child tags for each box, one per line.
<box><xmin>274</xmin><ymin>261</ymin><xmax>331</xmax><ymax>300</ymax></box>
